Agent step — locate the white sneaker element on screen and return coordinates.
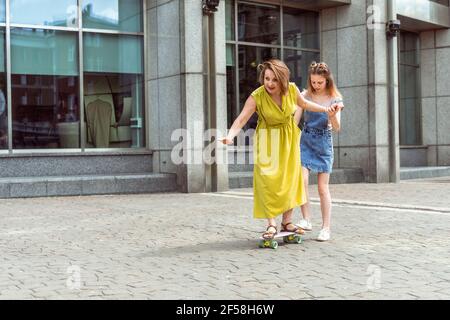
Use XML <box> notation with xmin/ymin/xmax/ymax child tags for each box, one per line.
<box><xmin>317</xmin><ymin>228</ymin><xmax>331</xmax><ymax>241</ymax></box>
<box><xmin>297</xmin><ymin>219</ymin><xmax>312</xmax><ymax>231</ymax></box>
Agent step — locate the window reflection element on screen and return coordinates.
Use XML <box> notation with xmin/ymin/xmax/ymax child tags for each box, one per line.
<box><xmin>238</xmin><ymin>46</ymin><xmax>280</xmax><ymax>130</ymax></box>
<box><xmin>0</xmin><ymin>76</ymin><xmax>6</xmax><ymax>149</ymax></box>
<box><xmin>225</xmin><ymin>0</ymin><xmax>235</xmax><ymax>41</ymax></box>
<box><xmin>226</xmin><ymin>44</ymin><xmax>236</xmax><ymax>129</ymax></box>
<box><xmin>83</xmin><ymin>33</ymin><xmax>144</xmax><ymax>148</ymax></box>
<box><xmin>0</xmin><ymin>29</ymin><xmax>6</xmax><ymax>149</ymax></box>
<box><xmin>399</xmin><ymin>31</ymin><xmax>421</xmax><ymax>145</ymax></box>
<box><xmin>12</xmin><ymin>75</ymin><xmax>79</xmax><ymax>148</ymax></box>
<box><xmin>0</xmin><ymin>1</ymin><xmax>5</xmax><ymax>23</ymax></box>
<box><xmin>429</xmin><ymin>0</ymin><xmax>449</xmax><ymax>6</ymax></box>
<box><xmin>11</xmin><ymin>29</ymin><xmax>79</xmax><ymax>149</ymax></box>
<box><xmin>238</xmin><ymin>3</ymin><xmax>280</xmax><ymax>45</ymax></box>
<box><xmin>84</xmin><ymin>73</ymin><xmax>143</xmax><ymax>148</ymax></box>
<box><xmin>226</xmin><ymin>1</ymin><xmax>320</xmax><ymax>136</ymax></box>
<box><xmin>10</xmin><ymin>0</ymin><xmax>78</xmax><ymax>27</ymax></box>
<box><xmin>285</xmin><ymin>50</ymin><xmax>320</xmax><ymax>90</ymax></box>
<box><xmin>0</xmin><ymin>2</ymin><xmax>145</xmax><ymax>151</ymax></box>
<box><xmin>283</xmin><ymin>8</ymin><xmax>319</xmax><ymax>49</ymax></box>
<box><xmin>82</xmin><ymin>0</ymin><xmax>142</xmax><ymax>32</ymax></box>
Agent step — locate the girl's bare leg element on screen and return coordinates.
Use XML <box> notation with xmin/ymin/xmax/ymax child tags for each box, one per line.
<box><xmin>300</xmin><ymin>167</ymin><xmax>311</xmax><ymax>220</ymax></box>
<box><xmin>317</xmin><ymin>172</ymin><xmax>331</xmax><ymax>229</ymax></box>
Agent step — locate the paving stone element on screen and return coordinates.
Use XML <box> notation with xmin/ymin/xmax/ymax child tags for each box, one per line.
<box><xmin>0</xmin><ymin>178</ymin><xmax>449</xmax><ymax>299</ymax></box>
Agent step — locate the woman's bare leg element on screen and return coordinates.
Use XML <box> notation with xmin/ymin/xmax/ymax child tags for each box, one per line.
<box><xmin>262</xmin><ymin>217</ymin><xmax>277</xmax><ymax>239</ymax></box>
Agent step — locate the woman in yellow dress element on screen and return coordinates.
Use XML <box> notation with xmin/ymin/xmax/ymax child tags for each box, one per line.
<box><xmin>220</xmin><ymin>59</ymin><xmax>337</xmax><ymax>239</ymax></box>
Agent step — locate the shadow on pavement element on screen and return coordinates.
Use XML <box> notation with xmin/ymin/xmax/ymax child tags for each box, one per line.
<box><xmin>138</xmin><ymin>238</ymin><xmax>271</xmax><ymax>258</ymax></box>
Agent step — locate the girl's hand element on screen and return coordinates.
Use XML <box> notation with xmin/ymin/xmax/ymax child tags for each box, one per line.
<box><xmin>218</xmin><ymin>137</ymin><xmax>233</xmax><ymax>145</ymax></box>
<box><xmin>327</xmin><ymin>104</ymin><xmax>343</xmax><ymax>117</ymax></box>
<box><xmin>325</xmin><ymin>105</ymin><xmax>336</xmax><ymax>115</ymax></box>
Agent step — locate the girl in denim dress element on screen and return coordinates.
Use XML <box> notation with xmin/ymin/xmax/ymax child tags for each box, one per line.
<box><xmin>297</xmin><ymin>62</ymin><xmax>344</xmax><ymax>241</ymax></box>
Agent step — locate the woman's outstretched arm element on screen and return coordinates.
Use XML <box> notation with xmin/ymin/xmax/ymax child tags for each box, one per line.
<box><xmin>220</xmin><ymin>95</ymin><xmax>256</xmax><ymax>144</ymax></box>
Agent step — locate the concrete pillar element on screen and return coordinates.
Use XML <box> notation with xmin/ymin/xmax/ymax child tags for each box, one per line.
<box><xmin>146</xmin><ymin>0</ymin><xmax>228</xmax><ymax>192</ymax></box>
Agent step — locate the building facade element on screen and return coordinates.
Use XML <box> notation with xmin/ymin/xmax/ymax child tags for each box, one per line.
<box><xmin>0</xmin><ymin>0</ymin><xmax>449</xmax><ymax>197</ymax></box>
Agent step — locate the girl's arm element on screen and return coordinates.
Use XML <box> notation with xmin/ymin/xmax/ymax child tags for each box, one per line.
<box><xmin>328</xmin><ymin>100</ymin><xmax>344</xmax><ymax>132</ymax></box>
<box><xmin>329</xmin><ymin>110</ymin><xmax>341</xmax><ymax>132</ymax></box>
<box><xmin>296</xmin><ymin>87</ymin><xmax>331</xmax><ymax>113</ymax></box>
<box><xmin>219</xmin><ymin>95</ymin><xmax>256</xmax><ymax>144</ymax></box>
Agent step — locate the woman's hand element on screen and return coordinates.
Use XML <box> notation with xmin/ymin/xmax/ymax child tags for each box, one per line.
<box><xmin>218</xmin><ymin>137</ymin><xmax>234</xmax><ymax>145</ymax></box>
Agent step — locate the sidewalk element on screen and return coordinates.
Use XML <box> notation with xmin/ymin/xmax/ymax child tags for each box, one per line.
<box><xmin>0</xmin><ymin>177</ymin><xmax>449</xmax><ymax>299</ymax></box>
<box><xmin>231</xmin><ymin>176</ymin><xmax>450</xmax><ymax>212</ymax></box>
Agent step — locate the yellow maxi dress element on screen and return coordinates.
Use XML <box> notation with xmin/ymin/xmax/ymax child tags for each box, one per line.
<box><xmin>251</xmin><ymin>82</ymin><xmax>306</xmax><ymax>219</ymax></box>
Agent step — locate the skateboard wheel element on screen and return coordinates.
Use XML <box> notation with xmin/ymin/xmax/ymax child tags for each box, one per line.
<box><xmin>258</xmin><ymin>240</ymin><xmax>271</xmax><ymax>248</ymax></box>
<box><xmin>295</xmin><ymin>236</ymin><xmax>302</xmax><ymax>244</ymax></box>
<box><xmin>270</xmin><ymin>241</ymin><xmax>278</xmax><ymax>249</ymax></box>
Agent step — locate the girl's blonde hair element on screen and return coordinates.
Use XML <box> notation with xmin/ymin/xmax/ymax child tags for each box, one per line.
<box><xmin>306</xmin><ymin>61</ymin><xmax>342</xmax><ymax>99</ymax></box>
<box><xmin>257</xmin><ymin>59</ymin><xmax>290</xmax><ymax>96</ymax></box>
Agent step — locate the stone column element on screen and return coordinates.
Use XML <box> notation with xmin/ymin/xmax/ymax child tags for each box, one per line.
<box><xmin>146</xmin><ymin>0</ymin><xmax>228</xmax><ymax>192</ymax></box>
<box><xmin>321</xmin><ymin>0</ymin><xmax>393</xmax><ymax>182</ymax></box>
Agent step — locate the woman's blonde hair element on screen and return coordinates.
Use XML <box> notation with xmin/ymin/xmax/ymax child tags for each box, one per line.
<box><xmin>257</xmin><ymin>59</ymin><xmax>290</xmax><ymax>96</ymax></box>
<box><xmin>306</xmin><ymin>61</ymin><xmax>342</xmax><ymax>99</ymax></box>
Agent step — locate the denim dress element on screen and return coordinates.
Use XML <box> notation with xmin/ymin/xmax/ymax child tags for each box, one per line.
<box><xmin>300</xmin><ymin>97</ymin><xmax>337</xmax><ymax>173</ymax></box>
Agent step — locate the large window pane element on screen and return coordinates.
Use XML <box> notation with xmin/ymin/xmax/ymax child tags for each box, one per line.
<box><xmin>399</xmin><ymin>32</ymin><xmax>419</xmax><ymax>65</ymax></box>
<box><xmin>10</xmin><ymin>0</ymin><xmax>78</xmax><ymax>27</ymax></box>
<box><xmin>225</xmin><ymin>0</ymin><xmax>234</xmax><ymax>41</ymax></box>
<box><xmin>238</xmin><ymin>3</ymin><xmax>280</xmax><ymax>45</ymax></box>
<box><xmin>84</xmin><ymin>33</ymin><xmax>143</xmax><ymax>74</ymax></box>
<box><xmin>82</xmin><ymin>0</ymin><xmax>143</xmax><ymax>32</ymax></box>
<box><xmin>83</xmin><ymin>33</ymin><xmax>144</xmax><ymax>148</ymax></box>
<box><xmin>284</xmin><ymin>49</ymin><xmax>320</xmax><ymax>90</ymax></box>
<box><xmin>430</xmin><ymin>0</ymin><xmax>449</xmax><ymax>6</ymax></box>
<box><xmin>399</xmin><ymin>31</ymin><xmax>421</xmax><ymax>145</ymax></box>
<box><xmin>226</xmin><ymin>44</ymin><xmax>236</xmax><ymax>129</ymax></box>
<box><xmin>239</xmin><ymin>46</ymin><xmax>280</xmax><ymax>130</ymax></box>
<box><xmin>11</xmin><ymin>29</ymin><xmax>78</xmax><ymax>76</ymax></box>
<box><xmin>0</xmin><ymin>29</ymin><xmax>6</xmax><ymax>149</ymax></box>
<box><xmin>0</xmin><ymin>1</ymin><xmax>5</xmax><ymax>23</ymax></box>
<box><xmin>399</xmin><ymin>64</ymin><xmax>421</xmax><ymax>145</ymax></box>
<box><xmin>226</xmin><ymin>5</ymin><xmax>320</xmax><ymax>141</ymax></box>
<box><xmin>284</xmin><ymin>8</ymin><xmax>319</xmax><ymax>49</ymax></box>
<box><xmin>11</xmin><ymin>29</ymin><xmax>79</xmax><ymax>149</ymax></box>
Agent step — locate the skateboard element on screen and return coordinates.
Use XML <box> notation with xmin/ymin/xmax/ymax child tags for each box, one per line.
<box><xmin>258</xmin><ymin>231</ymin><xmax>302</xmax><ymax>249</ymax></box>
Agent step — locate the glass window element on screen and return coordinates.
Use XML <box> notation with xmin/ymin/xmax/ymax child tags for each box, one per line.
<box><xmin>84</xmin><ymin>33</ymin><xmax>143</xmax><ymax>74</ymax></box>
<box><xmin>10</xmin><ymin>0</ymin><xmax>78</xmax><ymax>27</ymax></box>
<box><xmin>0</xmin><ymin>29</ymin><xmax>6</xmax><ymax>149</ymax></box>
<box><xmin>285</xmin><ymin>49</ymin><xmax>320</xmax><ymax>90</ymax></box>
<box><xmin>283</xmin><ymin>8</ymin><xmax>319</xmax><ymax>50</ymax></box>
<box><xmin>429</xmin><ymin>0</ymin><xmax>449</xmax><ymax>6</ymax></box>
<box><xmin>10</xmin><ymin>29</ymin><xmax>79</xmax><ymax>149</ymax></box>
<box><xmin>83</xmin><ymin>33</ymin><xmax>144</xmax><ymax>148</ymax></box>
<box><xmin>225</xmin><ymin>0</ymin><xmax>234</xmax><ymax>41</ymax></box>
<box><xmin>226</xmin><ymin>3</ymin><xmax>320</xmax><ymax>138</ymax></box>
<box><xmin>238</xmin><ymin>3</ymin><xmax>280</xmax><ymax>45</ymax></box>
<box><xmin>239</xmin><ymin>46</ymin><xmax>281</xmax><ymax>130</ymax></box>
<box><xmin>82</xmin><ymin>0</ymin><xmax>143</xmax><ymax>32</ymax></box>
<box><xmin>399</xmin><ymin>31</ymin><xmax>421</xmax><ymax>145</ymax></box>
<box><xmin>0</xmin><ymin>1</ymin><xmax>5</xmax><ymax>23</ymax></box>
<box><xmin>226</xmin><ymin>44</ymin><xmax>236</xmax><ymax>129</ymax></box>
